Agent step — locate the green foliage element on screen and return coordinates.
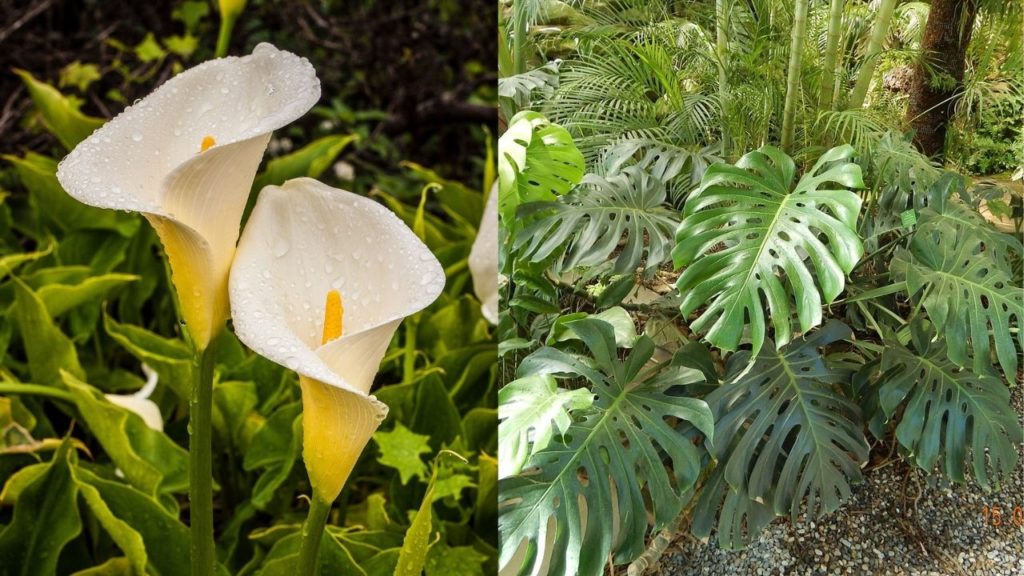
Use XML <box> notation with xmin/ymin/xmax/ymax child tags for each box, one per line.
<box><xmin>498</xmin><ymin>61</ymin><xmax>561</xmax><ymax>113</ymax></box>
<box><xmin>374</xmin><ymin>423</ymin><xmax>432</xmax><ymax>485</ymax></box>
<box><xmin>498</xmin><ymin>111</ymin><xmax>584</xmax><ymax>223</ymax></box>
<box><xmin>878</xmin><ymin>321</ymin><xmax>1022</xmax><ymax>491</ymax></box>
<box><xmin>497</xmin><ymin>374</ymin><xmax>593</xmax><ymax>476</ymax></box>
<box><xmin>498</xmin><ymin>319</ymin><xmax>713</xmax><ymax>576</ymax></box>
<box><xmin>499</xmin><ymin>1</ymin><xmax>1023</xmax><ymax>571</ymax></box>
<box><xmin>0</xmin><ymin>18</ymin><xmax>496</xmax><ymax>573</ymax></box>
<box><xmin>892</xmin><ymin>197</ymin><xmax>1023</xmax><ymax>382</ymax></box>
<box><xmin>516</xmin><ymin>166</ymin><xmax>679</xmax><ymax>274</ymax></box>
<box><xmin>14</xmin><ymin>69</ymin><xmax>104</xmax><ymax>150</ymax></box>
<box><xmin>694</xmin><ymin>321</ymin><xmax>868</xmax><ymax>547</ymax></box>
<box><xmin>673</xmin><ymin>145</ymin><xmax>865</xmax><ymax>358</ymax></box>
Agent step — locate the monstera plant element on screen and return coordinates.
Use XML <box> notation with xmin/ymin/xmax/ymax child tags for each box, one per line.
<box><xmin>498</xmin><ymin>135</ymin><xmax>1023</xmax><ymax>576</ymax></box>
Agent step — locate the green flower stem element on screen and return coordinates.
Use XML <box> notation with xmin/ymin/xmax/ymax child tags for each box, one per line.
<box><xmin>215</xmin><ymin>14</ymin><xmax>237</xmax><ymax>58</ymax></box>
<box><xmin>0</xmin><ymin>383</ymin><xmax>74</xmax><ymax>402</ymax></box>
<box><xmin>297</xmin><ymin>494</ymin><xmax>332</xmax><ymax>575</ymax></box>
<box><xmin>190</xmin><ymin>343</ymin><xmax>217</xmax><ymax>576</ymax></box>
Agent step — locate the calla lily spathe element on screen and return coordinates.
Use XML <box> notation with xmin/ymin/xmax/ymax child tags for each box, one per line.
<box><xmin>469</xmin><ymin>182</ymin><xmax>498</xmax><ymax>324</ymax></box>
<box><xmin>105</xmin><ymin>364</ymin><xmax>162</xmax><ymax>431</ymax></box>
<box><xmin>229</xmin><ymin>177</ymin><xmax>445</xmax><ymax>502</ymax></box>
<box><xmin>57</xmin><ymin>43</ymin><xmax>320</xmax><ymax>349</ymax></box>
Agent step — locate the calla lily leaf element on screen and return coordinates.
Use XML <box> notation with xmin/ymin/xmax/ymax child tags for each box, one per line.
<box><xmin>69</xmin><ymin>558</ymin><xmax>134</xmax><ymax>576</ymax></box>
<box><xmin>396</xmin><ymin>462</ymin><xmax>440</xmax><ymax>576</ymax></box>
<box><xmin>0</xmin><ymin>440</ymin><xmax>82</xmax><ymax>575</ymax></box>
<box><xmin>14</xmin><ymin>69</ymin><xmax>104</xmax><ymax>150</ymax></box>
<box><xmin>103</xmin><ymin>312</ymin><xmax>194</xmax><ymax>401</ymax></box>
<box><xmin>251</xmin><ymin>133</ymin><xmax>359</xmax><ymax>193</ymax></box>
<box><xmin>0</xmin><ymin>242</ymin><xmax>54</xmax><ymax>283</ymax></box>
<box><xmin>410</xmin><ymin>375</ymin><xmax>464</xmax><ymax>450</ymax></box>
<box><xmin>401</xmin><ymin>160</ymin><xmax>484</xmax><ymax>228</ymax></box>
<box><xmin>57</xmin><ymin>43</ymin><xmax>321</xmax><ymax>349</ymax></box>
<box><xmin>4</xmin><ymin>152</ymin><xmax>139</xmax><ymax>237</ymax></box>
<box><xmin>74</xmin><ymin>466</ymin><xmax>191</xmax><ymax>575</ymax></box>
<box><xmin>242</xmin><ymin>402</ymin><xmax>302</xmax><ymax>511</ymax></box>
<box><xmin>11</xmin><ymin>278</ymin><xmax>84</xmax><ymax>385</ymax></box>
<box><xmin>62</xmin><ymin>371</ymin><xmax>189</xmax><ymax>495</ymax></box>
<box><xmin>252</xmin><ymin>531</ymin><xmax>366</xmax><ymax>576</ymax></box>
<box><xmin>37</xmin><ymin>273</ymin><xmax>139</xmax><ymax>318</ymax></box>
<box><xmin>425</xmin><ymin>543</ymin><xmax>488</xmax><ymax>576</ymax></box>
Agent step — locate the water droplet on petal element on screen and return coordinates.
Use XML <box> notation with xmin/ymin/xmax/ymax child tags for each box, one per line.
<box><xmin>131</xmin><ymin>133</ymin><xmax>143</xmax><ymax>142</ymax></box>
<box><xmin>272</xmin><ymin>237</ymin><xmax>290</xmax><ymax>257</ymax></box>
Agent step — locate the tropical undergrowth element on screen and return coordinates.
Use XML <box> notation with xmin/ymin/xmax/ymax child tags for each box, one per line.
<box><xmin>497</xmin><ymin>1</ymin><xmax>1023</xmax><ymax>574</ymax></box>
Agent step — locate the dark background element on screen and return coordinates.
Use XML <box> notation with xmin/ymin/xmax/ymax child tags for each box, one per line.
<box><xmin>0</xmin><ymin>0</ymin><xmax>497</xmax><ymax>187</ymax></box>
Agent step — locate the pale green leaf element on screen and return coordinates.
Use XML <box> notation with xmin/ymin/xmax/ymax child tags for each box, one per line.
<box><xmin>374</xmin><ymin>423</ymin><xmax>432</xmax><ymax>485</ymax></box>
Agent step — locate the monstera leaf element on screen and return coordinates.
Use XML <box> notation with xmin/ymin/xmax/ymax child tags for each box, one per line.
<box><xmin>892</xmin><ymin>201</ymin><xmax>1024</xmax><ymax>383</ymax></box>
<box><xmin>498</xmin><ymin>319</ymin><xmax>714</xmax><ymax>576</ymax></box>
<box><xmin>515</xmin><ymin>167</ymin><xmax>679</xmax><ymax>274</ymax></box>
<box><xmin>690</xmin><ymin>465</ymin><xmax>775</xmax><ymax>550</ymax></box>
<box><xmin>694</xmin><ymin>321</ymin><xmax>868</xmax><ymax>549</ymax></box>
<box><xmin>879</xmin><ymin>322</ymin><xmax>1022</xmax><ymax>491</ymax></box>
<box><xmin>498</xmin><ymin>111</ymin><xmax>585</xmax><ymax>224</ymax></box>
<box><xmin>673</xmin><ymin>145</ymin><xmax>864</xmax><ymax>359</ymax></box>
<box><xmin>498</xmin><ymin>61</ymin><xmax>561</xmax><ymax>111</ymax></box>
<box><xmin>497</xmin><ymin>374</ymin><xmax>594</xmax><ymax>478</ymax></box>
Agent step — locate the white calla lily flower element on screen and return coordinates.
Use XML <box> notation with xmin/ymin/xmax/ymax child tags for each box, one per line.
<box><xmin>469</xmin><ymin>182</ymin><xmax>498</xmax><ymax>324</ymax></box>
<box><xmin>229</xmin><ymin>177</ymin><xmax>445</xmax><ymax>502</ymax></box>
<box><xmin>105</xmin><ymin>364</ymin><xmax>163</xmax><ymax>431</ymax></box>
<box><xmin>57</xmin><ymin>43</ymin><xmax>320</xmax><ymax>350</ymax></box>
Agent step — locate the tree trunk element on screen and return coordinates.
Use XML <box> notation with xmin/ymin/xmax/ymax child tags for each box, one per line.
<box><xmin>818</xmin><ymin>0</ymin><xmax>845</xmax><ymax>110</ymax></box>
<box><xmin>716</xmin><ymin>0</ymin><xmax>731</xmax><ymax>159</ymax></box>
<box><xmin>781</xmin><ymin>0</ymin><xmax>809</xmax><ymax>151</ymax></box>
<box><xmin>905</xmin><ymin>0</ymin><xmax>980</xmax><ymax>159</ymax></box>
<box><xmin>847</xmin><ymin>0</ymin><xmax>899</xmax><ymax>109</ymax></box>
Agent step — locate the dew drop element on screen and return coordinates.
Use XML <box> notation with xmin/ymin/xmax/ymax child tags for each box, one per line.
<box><xmin>272</xmin><ymin>237</ymin><xmax>290</xmax><ymax>257</ymax></box>
<box><xmin>131</xmin><ymin>133</ymin><xmax>143</xmax><ymax>142</ymax></box>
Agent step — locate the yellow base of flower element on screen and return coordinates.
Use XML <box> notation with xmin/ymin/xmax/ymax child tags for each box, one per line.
<box><xmin>299</xmin><ymin>375</ymin><xmax>387</xmax><ymax>502</ymax></box>
<box><xmin>146</xmin><ymin>215</ymin><xmax>229</xmax><ymax>350</ymax></box>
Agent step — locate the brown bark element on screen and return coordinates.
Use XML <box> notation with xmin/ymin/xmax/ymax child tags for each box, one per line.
<box><xmin>904</xmin><ymin>0</ymin><xmax>979</xmax><ymax>159</ymax></box>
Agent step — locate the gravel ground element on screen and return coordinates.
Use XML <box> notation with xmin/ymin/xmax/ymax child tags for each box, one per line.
<box><xmin>658</xmin><ymin>386</ymin><xmax>1024</xmax><ymax>576</ymax></box>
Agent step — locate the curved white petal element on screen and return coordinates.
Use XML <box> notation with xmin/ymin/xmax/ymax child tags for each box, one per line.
<box><xmin>57</xmin><ymin>43</ymin><xmax>318</xmax><ymax>213</ymax></box>
<box><xmin>104</xmin><ymin>395</ymin><xmax>164</xmax><ymax>431</ymax></box>
<box><xmin>104</xmin><ymin>364</ymin><xmax>163</xmax><ymax>431</ymax></box>
<box><xmin>57</xmin><ymin>43</ymin><xmax>320</xmax><ymax>348</ymax></box>
<box><xmin>229</xmin><ymin>177</ymin><xmax>446</xmax><ymax>396</ymax></box>
<box><xmin>470</xmin><ymin>182</ymin><xmax>499</xmax><ymax>324</ymax></box>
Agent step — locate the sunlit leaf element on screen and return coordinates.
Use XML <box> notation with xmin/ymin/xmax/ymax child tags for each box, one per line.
<box><xmin>374</xmin><ymin>422</ymin><xmax>432</xmax><ymax>485</ymax></box>
<box><xmin>13</xmin><ymin>69</ymin><xmax>104</xmax><ymax>149</ymax></box>
<box><xmin>674</xmin><ymin>144</ymin><xmax>865</xmax><ymax>358</ymax></box>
